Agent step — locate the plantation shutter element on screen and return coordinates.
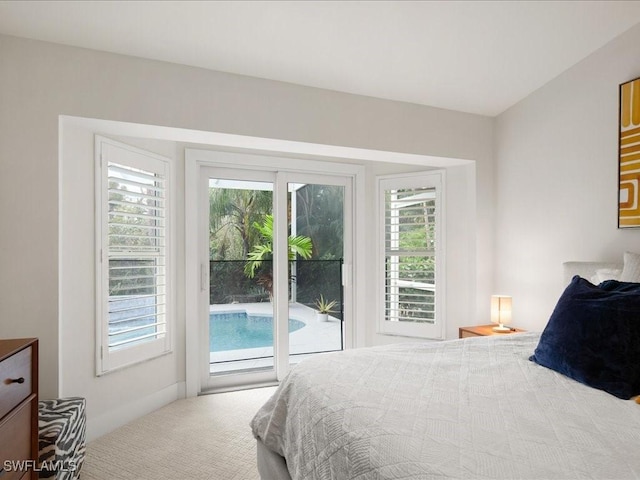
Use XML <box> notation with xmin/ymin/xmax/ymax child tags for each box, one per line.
<box><xmin>378</xmin><ymin>172</ymin><xmax>444</xmax><ymax>339</ymax></box>
<box><xmin>96</xmin><ymin>137</ymin><xmax>172</xmax><ymax>374</ymax></box>
<box><xmin>108</xmin><ymin>162</ymin><xmax>167</xmax><ymax>348</ymax></box>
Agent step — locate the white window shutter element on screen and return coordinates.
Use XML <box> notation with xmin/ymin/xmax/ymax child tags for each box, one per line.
<box><xmin>96</xmin><ymin>136</ymin><xmax>172</xmax><ymax>374</ymax></box>
<box><xmin>377</xmin><ymin>172</ymin><xmax>444</xmax><ymax>339</ymax></box>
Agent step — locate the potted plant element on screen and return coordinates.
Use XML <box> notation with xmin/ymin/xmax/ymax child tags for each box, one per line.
<box><xmin>314</xmin><ymin>295</ymin><xmax>337</xmax><ymax>322</ymax></box>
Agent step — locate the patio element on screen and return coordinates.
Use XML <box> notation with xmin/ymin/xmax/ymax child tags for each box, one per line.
<box><xmin>208</xmin><ymin>302</ymin><xmax>343</xmax><ymax>373</ymax></box>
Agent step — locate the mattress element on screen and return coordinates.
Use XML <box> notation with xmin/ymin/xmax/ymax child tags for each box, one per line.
<box><xmin>251</xmin><ymin>333</ymin><xmax>640</xmax><ymax>479</ymax></box>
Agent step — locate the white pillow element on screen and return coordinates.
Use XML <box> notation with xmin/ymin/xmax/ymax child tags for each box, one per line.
<box><xmin>590</xmin><ymin>268</ymin><xmax>622</xmax><ymax>284</ymax></box>
<box><xmin>620</xmin><ymin>251</ymin><xmax>640</xmax><ymax>282</ymax></box>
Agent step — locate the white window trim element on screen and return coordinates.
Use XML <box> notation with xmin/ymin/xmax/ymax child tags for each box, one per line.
<box><xmin>376</xmin><ymin>170</ymin><xmax>446</xmax><ymax>339</ymax></box>
<box><xmin>95</xmin><ymin>136</ymin><xmax>174</xmax><ymax>376</ymax></box>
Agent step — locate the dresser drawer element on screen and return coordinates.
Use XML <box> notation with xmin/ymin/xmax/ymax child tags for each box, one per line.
<box><xmin>0</xmin><ymin>400</ymin><xmax>33</xmax><ymax>480</ymax></box>
<box><xmin>0</xmin><ymin>346</ymin><xmax>32</xmax><ymax>420</ymax></box>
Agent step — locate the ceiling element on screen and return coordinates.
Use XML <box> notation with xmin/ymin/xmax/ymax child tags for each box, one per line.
<box><xmin>1</xmin><ymin>1</ymin><xmax>640</xmax><ymax>116</ymax></box>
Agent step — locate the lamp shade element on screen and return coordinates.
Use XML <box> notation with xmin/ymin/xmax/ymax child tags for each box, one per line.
<box><xmin>491</xmin><ymin>295</ymin><xmax>512</xmax><ymax>326</ymax></box>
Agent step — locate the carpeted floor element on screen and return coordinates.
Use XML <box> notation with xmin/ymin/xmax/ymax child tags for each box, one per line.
<box><xmin>81</xmin><ymin>386</ymin><xmax>277</xmax><ymax>480</ymax></box>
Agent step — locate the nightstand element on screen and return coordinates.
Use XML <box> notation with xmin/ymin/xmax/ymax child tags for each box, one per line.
<box><xmin>458</xmin><ymin>324</ymin><xmax>526</xmax><ymax>339</ymax></box>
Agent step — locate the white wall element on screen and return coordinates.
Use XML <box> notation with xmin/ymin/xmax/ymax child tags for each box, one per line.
<box><xmin>60</xmin><ymin>123</ymin><xmax>185</xmax><ymax>439</ymax></box>
<box><xmin>0</xmin><ymin>34</ymin><xmax>493</xmax><ymax>438</ymax></box>
<box><xmin>494</xmin><ymin>24</ymin><xmax>640</xmax><ymax>331</ymax></box>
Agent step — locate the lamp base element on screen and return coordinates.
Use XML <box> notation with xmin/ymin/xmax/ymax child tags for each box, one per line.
<box><xmin>492</xmin><ymin>325</ymin><xmax>511</xmax><ymax>333</ymax></box>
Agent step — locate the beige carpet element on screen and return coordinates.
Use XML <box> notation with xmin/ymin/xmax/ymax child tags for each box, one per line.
<box><xmin>82</xmin><ymin>386</ymin><xmax>277</xmax><ymax>480</ymax></box>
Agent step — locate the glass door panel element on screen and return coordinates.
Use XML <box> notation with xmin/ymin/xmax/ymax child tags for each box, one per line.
<box><xmin>208</xmin><ymin>178</ymin><xmax>275</xmax><ymax>375</ymax></box>
<box><xmin>288</xmin><ymin>182</ymin><xmax>345</xmax><ymax>366</ymax></box>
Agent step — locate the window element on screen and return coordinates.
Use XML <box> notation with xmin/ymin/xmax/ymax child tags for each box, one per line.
<box><xmin>377</xmin><ymin>171</ymin><xmax>444</xmax><ymax>339</ymax></box>
<box><xmin>95</xmin><ymin>136</ymin><xmax>173</xmax><ymax>375</ymax></box>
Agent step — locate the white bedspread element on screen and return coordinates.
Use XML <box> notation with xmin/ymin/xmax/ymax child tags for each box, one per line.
<box><xmin>251</xmin><ymin>333</ymin><xmax>640</xmax><ymax>479</ymax></box>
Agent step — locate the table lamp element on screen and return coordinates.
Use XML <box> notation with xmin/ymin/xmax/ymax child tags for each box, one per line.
<box><xmin>491</xmin><ymin>295</ymin><xmax>512</xmax><ymax>332</ymax></box>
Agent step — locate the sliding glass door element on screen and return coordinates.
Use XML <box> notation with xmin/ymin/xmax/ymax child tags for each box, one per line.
<box><xmin>200</xmin><ymin>166</ymin><xmax>350</xmax><ymax>391</ymax></box>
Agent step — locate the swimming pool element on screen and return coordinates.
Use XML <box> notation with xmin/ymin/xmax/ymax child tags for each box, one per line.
<box><xmin>209</xmin><ymin>311</ymin><xmax>305</xmax><ymax>352</ymax></box>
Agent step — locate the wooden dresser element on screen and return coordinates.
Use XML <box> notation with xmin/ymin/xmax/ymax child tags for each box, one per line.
<box><xmin>0</xmin><ymin>339</ymin><xmax>38</xmax><ymax>480</ymax></box>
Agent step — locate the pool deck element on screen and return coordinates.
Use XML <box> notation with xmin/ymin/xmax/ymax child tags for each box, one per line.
<box><xmin>208</xmin><ymin>302</ymin><xmax>342</xmax><ymax>373</ymax></box>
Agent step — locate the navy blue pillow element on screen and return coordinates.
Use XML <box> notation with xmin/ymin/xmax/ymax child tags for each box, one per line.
<box><xmin>530</xmin><ymin>276</ymin><xmax>640</xmax><ymax>399</ymax></box>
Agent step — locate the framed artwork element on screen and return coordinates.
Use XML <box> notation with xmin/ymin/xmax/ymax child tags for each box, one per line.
<box><xmin>619</xmin><ymin>77</ymin><xmax>640</xmax><ymax>228</ymax></box>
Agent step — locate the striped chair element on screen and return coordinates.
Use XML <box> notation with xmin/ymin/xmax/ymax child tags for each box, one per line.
<box><xmin>38</xmin><ymin>397</ymin><xmax>86</xmax><ymax>480</ymax></box>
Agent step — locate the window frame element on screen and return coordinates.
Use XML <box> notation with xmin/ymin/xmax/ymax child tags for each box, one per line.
<box><xmin>95</xmin><ymin>136</ymin><xmax>174</xmax><ymax>375</ymax></box>
<box><xmin>376</xmin><ymin>170</ymin><xmax>445</xmax><ymax>339</ymax></box>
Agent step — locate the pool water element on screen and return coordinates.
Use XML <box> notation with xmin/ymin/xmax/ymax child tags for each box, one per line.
<box><xmin>210</xmin><ymin>311</ymin><xmax>305</xmax><ymax>352</ymax></box>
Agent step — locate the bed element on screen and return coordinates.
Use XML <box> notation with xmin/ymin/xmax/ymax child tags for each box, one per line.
<box><xmin>251</xmin><ymin>259</ymin><xmax>640</xmax><ymax>479</ymax></box>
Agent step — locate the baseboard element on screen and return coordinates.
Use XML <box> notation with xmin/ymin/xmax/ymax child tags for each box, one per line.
<box><xmin>87</xmin><ymin>381</ymin><xmax>186</xmax><ymax>442</ymax></box>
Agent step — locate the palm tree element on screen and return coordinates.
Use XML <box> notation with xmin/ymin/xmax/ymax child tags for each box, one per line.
<box><xmin>208</xmin><ymin>187</ymin><xmax>272</xmax><ymax>260</ymax></box>
<box><xmin>244</xmin><ymin>214</ymin><xmax>313</xmax><ymax>279</ymax></box>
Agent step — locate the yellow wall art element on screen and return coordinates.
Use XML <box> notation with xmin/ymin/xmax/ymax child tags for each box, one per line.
<box><xmin>619</xmin><ymin>77</ymin><xmax>640</xmax><ymax>228</ymax></box>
